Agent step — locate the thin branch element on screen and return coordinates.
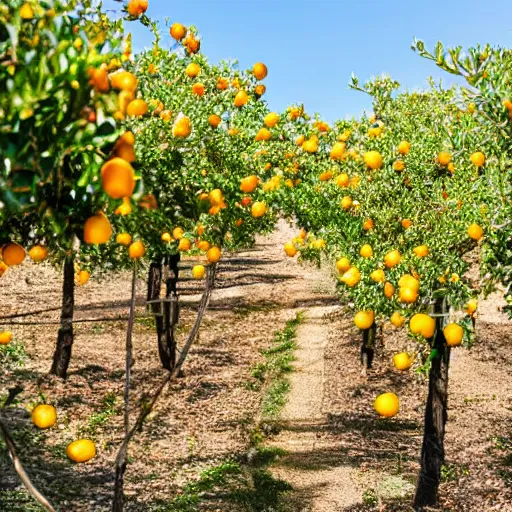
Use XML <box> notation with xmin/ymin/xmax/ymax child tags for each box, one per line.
<box><xmin>0</xmin><ymin>393</ymin><xmax>56</xmax><ymax>512</ymax></box>
<box><xmin>111</xmin><ymin>264</ymin><xmax>217</xmax><ymax>512</ymax></box>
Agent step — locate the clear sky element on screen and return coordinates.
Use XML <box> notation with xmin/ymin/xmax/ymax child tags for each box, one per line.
<box><xmin>107</xmin><ymin>0</ymin><xmax>512</xmax><ymax>121</ymax></box>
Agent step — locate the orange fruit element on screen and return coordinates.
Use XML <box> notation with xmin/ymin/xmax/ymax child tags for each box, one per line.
<box><xmin>255</xmin><ymin>128</ymin><xmax>271</xmax><ymax>141</ymax></box>
<box><xmin>438</xmin><ymin>151</ymin><xmax>451</xmax><ymax>166</ymax></box>
<box><xmin>384</xmin><ymin>282</ymin><xmax>395</xmax><ymax>298</ymax></box>
<box><xmin>172</xmin><ymin>227</ymin><xmax>184</xmax><ymax>240</ymax></box>
<box><xmin>170</xmin><ymin>23</ymin><xmax>187</xmax><ymax>41</ymax></box>
<box><xmin>173</xmin><ymin>116</ymin><xmax>191</xmax><ymax>138</ymax></box>
<box><xmin>360</xmin><ymin>244</ymin><xmax>373</xmax><ymax>258</ymax></box>
<box><xmin>401</xmin><ymin>219</ymin><xmax>412</xmax><ymax>229</ymax></box>
<box><xmin>0</xmin><ymin>261</ymin><xmax>8</xmax><ymax>277</ymax></box>
<box><xmin>251</xmin><ymin>201</ymin><xmax>267</xmax><ymax>218</ymax></box>
<box><xmin>160</xmin><ymin>109</ymin><xmax>172</xmax><ymax>121</ymax></box>
<box><xmin>0</xmin><ymin>332</ymin><xmax>12</xmax><ymax>345</ymax></box>
<box><xmin>119</xmin><ymin>131</ymin><xmax>135</xmax><ymax>146</ymax></box>
<box><xmin>2</xmin><ymin>243</ymin><xmax>25</xmax><ymax>266</ymax></box>
<box><xmin>399</xmin><ymin>286</ymin><xmax>418</xmax><ymax>303</ymax></box>
<box><xmin>216</xmin><ymin>77</ymin><xmax>228</xmax><ymax>90</ymax></box>
<box><xmin>88</xmin><ymin>68</ymin><xmax>109</xmax><ymax>92</ymax></box>
<box><xmin>207</xmin><ymin>246</ymin><xmax>221</xmax><ymax>263</ymax></box>
<box><xmin>178</xmin><ymin>238</ymin><xmax>191</xmax><ymax>251</ymax></box>
<box><xmin>398</xmin><ymin>141</ymin><xmax>411</xmax><ymax>155</ymax></box>
<box><xmin>374</xmin><ymin>393</ymin><xmax>399</xmax><ymax>418</ymax></box>
<box><xmin>284</xmin><ymin>242</ymin><xmax>297</xmax><ymax>257</ymax></box>
<box><xmin>465</xmin><ymin>299</ymin><xmax>478</xmax><ymax>316</ymax></box>
<box><xmin>84</xmin><ymin>213</ymin><xmax>112</xmax><ymax>244</ymax></box>
<box><xmin>369</xmin><ymin>269</ymin><xmax>385</xmax><ymax>284</ymax></box>
<box><xmin>191</xmin><ymin>83</ymin><xmax>205</xmax><ymax>96</ymax></box>
<box><xmin>114</xmin><ymin>197</ymin><xmax>132</xmax><ymax>216</ymax></box>
<box><xmin>354</xmin><ymin>310</ymin><xmax>374</xmax><ymax>330</ymax></box>
<box><xmin>341</xmin><ymin>266</ymin><xmax>360</xmax><ymax>287</ymax></box>
<box><xmin>161</xmin><ymin>232</ymin><xmax>172</xmax><ymax>243</ymax></box>
<box><xmin>296</xmin><ymin>135</ymin><xmax>305</xmax><ymax>146</ymax></box>
<box><xmin>364</xmin><ymin>151</ymin><xmax>383</xmax><ymax>170</ymax></box>
<box><xmin>126</xmin><ymin>99</ymin><xmax>148</xmax><ymax>117</ymax></box>
<box><xmin>335</xmin><ymin>257</ymin><xmax>350</xmax><ymax>273</ymax></box>
<box><xmin>20</xmin><ymin>3</ymin><xmax>34</xmax><ymax>19</ymax></box>
<box><xmin>341</xmin><ymin>196</ymin><xmax>352</xmax><ymax>210</ymax></box>
<box><xmin>363</xmin><ymin>218</ymin><xmax>374</xmax><ymax>231</ymax></box>
<box><xmin>28</xmin><ymin>245</ymin><xmax>48</xmax><ymax>262</ymax></box>
<box><xmin>410</xmin><ymin>313</ymin><xmax>436</xmax><ymax>339</ymax></box>
<box><xmin>116</xmin><ymin>233</ymin><xmax>132</xmax><ymax>246</ymax></box>
<box><xmin>234</xmin><ymin>90</ymin><xmax>248</xmax><ymax>107</ymax></box>
<box><xmin>197</xmin><ymin>240</ymin><xmax>210</xmax><ymax>251</ymax></box>
<box><xmin>66</xmin><ymin>439</ymin><xmax>96</xmax><ymax>463</ymax></box>
<box><xmin>384</xmin><ymin>250</ymin><xmax>401</xmax><ymax>268</ymax></box>
<box><xmin>77</xmin><ymin>270</ymin><xmax>90</xmax><ymax>286</ymax></box>
<box><xmin>209</xmin><ymin>189</ymin><xmax>223</xmax><ymax>206</ymax></box>
<box><xmin>393</xmin><ymin>353</ymin><xmax>413</xmax><ymax>371</ymax></box>
<box><xmin>192</xmin><ymin>265</ymin><xmax>205</xmax><ymax>279</ymax></box>
<box><xmin>470</xmin><ymin>151</ymin><xmax>485</xmax><ymax>167</ymax></box>
<box><xmin>185</xmin><ymin>62</ymin><xmax>200</xmax><ymax>77</ymax></box>
<box><xmin>336</xmin><ymin>173</ymin><xmax>350</xmax><ymax>187</ymax></box>
<box><xmin>110</xmin><ymin>70</ymin><xmax>137</xmax><ymax>92</ymax></box>
<box><xmin>128</xmin><ymin>241</ymin><xmax>145</xmax><ymax>259</ymax></box>
<box><xmin>393</xmin><ymin>160</ymin><xmax>405</xmax><ymax>172</ymax></box>
<box><xmin>208</xmin><ymin>114</ymin><xmax>221</xmax><ymax>128</ymax></box>
<box><xmin>240</xmin><ymin>175</ymin><xmax>259</xmax><ymax>193</ymax></box>
<box><xmin>390</xmin><ymin>312</ymin><xmax>404</xmax><ymax>328</ymax></box>
<box><xmin>264</xmin><ymin>112</ymin><xmax>279</xmax><ymax>128</ymax></box>
<box><xmin>115</xmin><ymin>141</ymin><xmax>136</xmax><ymax>163</ymax></box>
<box><xmin>413</xmin><ymin>245</ymin><xmax>429</xmax><ymax>258</ymax></box>
<box><xmin>126</xmin><ymin>0</ymin><xmax>148</xmax><ymax>17</ymax></box>
<box><xmin>101</xmin><ymin>158</ymin><xmax>135</xmax><ymax>199</ymax></box>
<box><xmin>183</xmin><ymin>33</ymin><xmax>200</xmax><ymax>54</ymax></box>
<box><xmin>252</xmin><ymin>62</ymin><xmax>268</xmax><ymax>80</ymax></box>
<box><xmin>31</xmin><ymin>405</ymin><xmax>57</xmax><ymax>429</ymax></box>
<box><xmin>319</xmin><ymin>171</ymin><xmax>333</xmax><ymax>181</ymax></box>
<box><xmin>467</xmin><ymin>223</ymin><xmax>483</xmax><ymax>240</ymax></box>
<box><xmin>398</xmin><ymin>274</ymin><xmax>419</xmax><ymax>291</ymax></box>
<box><xmin>117</xmin><ymin>90</ymin><xmax>134</xmax><ymax>114</ymax></box>
<box><xmin>330</xmin><ymin>142</ymin><xmax>346</xmax><ymax>160</ymax></box>
<box><xmin>254</xmin><ymin>84</ymin><xmax>266</xmax><ymax>96</ymax></box>
<box><xmin>302</xmin><ymin>140</ymin><xmax>318</xmax><ymax>153</ymax></box>
<box><xmin>443</xmin><ymin>323</ymin><xmax>463</xmax><ymax>346</ymax></box>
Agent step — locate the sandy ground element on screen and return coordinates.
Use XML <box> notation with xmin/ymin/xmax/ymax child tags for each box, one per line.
<box><xmin>1</xmin><ymin>220</ymin><xmax>511</xmax><ymax>511</ymax></box>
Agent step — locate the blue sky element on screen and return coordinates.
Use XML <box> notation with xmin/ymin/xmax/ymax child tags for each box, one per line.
<box><xmin>109</xmin><ymin>0</ymin><xmax>512</xmax><ymax>121</ymax></box>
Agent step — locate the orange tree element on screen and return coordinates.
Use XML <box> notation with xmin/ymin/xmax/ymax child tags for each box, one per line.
<box><xmin>99</xmin><ymin>24</ymin><xmax>284</xmax><ymax>370</ymax></box>
<box><xmin>278</xmin><ymin>75</ymin><xmax>493</xmax><ymax>509</ymax></box>
<box><xmin>0</xmin><ymin>0</ymin><xmax>150</xmax><ymax>378</ymax></box>
<box><xmin>413</xmin><ymin>39</ymin><xmax>512</xmax><ymax>314</ymax></box>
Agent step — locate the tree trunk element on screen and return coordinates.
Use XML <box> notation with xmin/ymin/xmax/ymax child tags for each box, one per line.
<box><xmin>50</xmin><ymin>257</ymin><xmax>75</xmax><ymax>378</ymax></box>
<box><xmin>160</xmin><ymin>254</ymin><xmax>180</xmax><ymax>371</ymax></box>
<box><xmin>147</xmin><ymin>261</ymin><xmax>165</xmax><ymax>365</ymax></box>
<box><xmin>360</xmin><ymin>322</ymin><xmax>376</xmax><ymax>376</ymax></box>
<box><xmin>414</xmin><ymin>300</ymin><xmax>451</xmax><ymax>510</ymax></box>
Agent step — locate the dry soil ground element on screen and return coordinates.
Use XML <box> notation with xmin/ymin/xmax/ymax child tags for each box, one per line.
<box><xmin>0</xmin><ymin>220</ymin><xmax>511</xmax><ymax>511</ymax></box>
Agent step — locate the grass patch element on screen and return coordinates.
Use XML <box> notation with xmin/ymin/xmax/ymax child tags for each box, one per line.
<box><xmin>78</xmin><ymin>391</ymin><xmax>119</xmax><ymax>437</ymax></box>
<box><xmin>135</xmin><ymin>316</ymin><xmax>156</xmax><ymax>329</ymax></box>
<box><xmin>247</xmin><ymin>312</ymin><xmax>303</xmax><ymax>421</ymax></box>
<box><xmin>152</xmin><ymin>449</ymin><xmax>292</xmax><ymax>512</ymax></box>
<box><xmin>0</xmin><ymin>490</ymin><xmax>46</xmax><ymax>512</ymax></box>
<box><xmin>0</xmin><ymin>342</ymin><xmax>27</xmax><ymax>371</ymax></box>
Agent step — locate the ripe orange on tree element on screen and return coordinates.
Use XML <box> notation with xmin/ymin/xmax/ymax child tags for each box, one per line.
<box><xmin>178</xmin><ymin>238</ymin><xmax>191</xmax><ymax>251</ymax></box>
<box><xmin>252</xmin><ymin>62</ymin><xmax>268</xmax><ymax>80</ymax></box>
<box><xmin>126</xmin><ymin>0</ymin><xmax>148</xmax><ymax>17</ymax></box>
<box><xmin>207</xmin><ymin>246</ymin><xmax>221</xmax><ymax>263</ymax></box>
<box><xmin>393</xmin><ymin>353</ymin><xmax>413</xmax><ymax>370</ymax></box>
<box><xmin>234</xmin><ymin>90</ymin><xmax>248</xmax><ymax>107</ymax></box>
<box><xmin>173</xmin><ymin>116</ymin><xmax>191</xmax><ymax>138</ymax></box>
<box><xmin>84</xmin><ymin>213</ymin><xmax>112</xmax><ymax>245</ymax></box>
<box><xmin>2</xmin><ymin>243</ymin><xmax>25</xmax><ymax>266</ymax></box>
<box><xmin>76</xmin><ymin>270</ymin><xmax>90</xmax><ymax>286</ymax></box>
<box><xmin>185</xmin><ymin>62</ymin><xmax>200</xmax><ymax>77</ymax></box>
<box><xmin>390</xmin><ymin>312</ymin><xmax>405</xmax><ymax>328</ymax></box>
<box><xmin>410</xmin><ymin>313</ymin><xmax>436</xmax><ymax>339</ymax></box>
<box><xmin>172</xmin><ymin>227</ymin><xmax>184</xmax><ymax>240</ymax></box>
<box><xmin>354</xmin><ymin>310</ymin><xmax>374</xmax><ymax>330</ymax></box>
<box><xmin>251</xmin><ymin>201</ymin><xmax>267</xmax><ymax>218</ymax></box>
<box><xmin>284</xmin><ymin>242</ymin><xmax>297</xmax><ymax>257</ymax></box>
<box><xmin>364</xmin><ymin>150</ymin><xmax>383</xmax><ymax>170</ymax></box>
<box><xmin>116</xmin><ymin>233</ymin><xmax>132</xmax><ymax>246</ymax></box>
<box><xmin>335</xmin><ymin>257</ymin><xmax>350</xmax><ymax>273</ymax></box>
<box><xmin>28</xmin><ymin>245</ymin><xmax>48</xmax><ymax>262</ymax></box>
<box><xmin>208</xmin><ymin>114</ymin><xmax>221</xmax><ymax>128</ymax></box>
<box><xmin>360</xmin><ymin>244</ymin><xmax>373</xmax><ymax>258</ymax></box>
<box><xmin>470</xmin><ymin>151</ymin><xmax>485</xmax><ymax>167</ymax></box>
<box><xmin>443</xmin><ymin>323</ymin><xmax>463</xmax><ymax>346</ymax></box>
<box><xmin>384</xmin><ymin>282</ymin><xmax>395</xmax><ymax>298</ymax></box>
<box><xmin>101</xmin><ymin>158</ymin><xmax>135</xmax><ymax>200</ymax></box>
<box><xmin>170</xmin><ymin>22</ymin><xmax>187</xmax><ymax>41</ymax></box>
<box><xmin>111</xmin><ymin>71</ymin><xmax>138</xmax><ymax>92</ymax></box>
<box><xmin>192</xmin><ymin>265</ymin><xmax>205</xmax><ymax>279</ymax></box>
<box><xmin>467</xmin><ymin>223</ymin><xmax>483</xmax><ymax>240</ymax></box>
<box><xmin>126</xmin><ymin>99</ymin><xmax>148</xmax><ymax>117</ymax></box>
<box><xmin>128</xmin><ymin>241</ymin><xmax>145</xmax><ymax>259</ymax></box>
<box><xmin>384</xmin><ymin>250</ymin><xmax>401</xmax><ymax>268</ymax></box>
<box><xmin>438</xmin><ymin>151</ymin><xmax>451</xmax><ymax>165</ymax></box>
<box><xmin>240</xmin><ymin>175</ymin><xmax>259</xmax><ymax>193</ymax></box>
<box><xmin>398</xmin><ymin>140</ymin><xmax>411</xmax><ymax>155</ymax></box>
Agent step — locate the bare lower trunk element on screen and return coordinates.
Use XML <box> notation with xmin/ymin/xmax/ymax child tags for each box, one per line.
<box><xmin>360</xmin><ymin>323</ymin><xmax>376</xmax><ymax>376</ymax></box>
<box><xmin>50</xmin><ymin>258</ymin><xmax>75</xmax><ymax>378</ymax></box>
<box><xmin>414</xmin><ymin>300</ymin><xmax>451</xmax><ymax>510</ymax></box>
